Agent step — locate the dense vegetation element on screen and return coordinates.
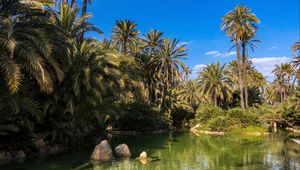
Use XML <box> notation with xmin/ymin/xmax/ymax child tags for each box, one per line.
<box><xmin>0</xmin><ymin>0</ymin><xmax>299</xmax><ymax>154</ymax></box>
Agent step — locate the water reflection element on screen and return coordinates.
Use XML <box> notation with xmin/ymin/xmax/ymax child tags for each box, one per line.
<box><xmin>1</xmin><ymin>131</ymin><xmax>299</xmax><ymax>170</ymax></box>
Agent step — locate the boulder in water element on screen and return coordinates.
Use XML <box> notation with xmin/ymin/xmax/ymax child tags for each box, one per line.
<box><xmin>115</xmin><ymin>144</ymin><xmax>131</xmax><ymax>157</ymax></box>
<box><xmin>14</xmin><ymin>150</ymin><xmax>26</xmax><ymax>160</ymax></box>
<box><xmin>90</xmin><ymin>140</ymin><xmax>112</xmax><ymax>161</ymax></box>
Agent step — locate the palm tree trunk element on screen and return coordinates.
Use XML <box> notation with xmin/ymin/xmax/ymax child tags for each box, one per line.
<box><xmin>214</xmin><ymin>93</ymin><xmax>218</xmax><ymax>106</ymax></box>
<box><xmin>71</xmin><ymin>0</ymin><xmax>76</xmax><ymax>7</ymax></box>
<box><xmin>236</xmin><ymin>40</ymin><xmax>245</xmax><ymax>109</ymax></box>
<box><xmin>242</xmin><ymin>42</ymin><xmax>248</xmax><ymax>108</ymax></box>
<box><xmin>123</xmin><ymin>38</ymin><xmax>127</xmax><ymax>54</ymax></box>
<box><xmin>159</xmin><ymin>85</ymin><xmax>166</xmax><ymax>109</ymax></box>
<box><xmin>80</xmin><ymin>0</ymin><xmax>88</xmax><ymax>42</ymax></box>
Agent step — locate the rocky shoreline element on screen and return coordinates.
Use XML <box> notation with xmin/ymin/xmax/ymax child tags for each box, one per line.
<box><xmin>190</xmin><ymin>124</ymin><xmax>270</xmax><ymax>136</ymax></box>
<box><xmin>286</xmin><ymin>127</ymin><xmax>300</xmax><ymax>134</ymax></box>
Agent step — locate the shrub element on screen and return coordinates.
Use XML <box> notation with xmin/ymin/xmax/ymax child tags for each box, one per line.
<box><xmin>208</xmin><ymin>116</ymin><xmax>230</xmax><ymax>131</ymax></box>
<box><xmin>192</xmin><ymin>105</ymin><xmax>224</xmax><ymax>125</ymax></box>
<box><xmin>227</xmin><ymin>108</ymin><xmax>261</xmax><ymax>127</ymax></box>
<box><xmin>190</xmin><ymin>106</ymin><xmax>264</xmax><ymax>131</ymax></box>
<box><xmin>171</xmin><ymin>107</ymin><xmax>193</xmax><ymax>129</ymax></box>
<box><xmin>114</xmin><ymin>102</ymin><xmax>167</xmax><ymax>132</ymax></box>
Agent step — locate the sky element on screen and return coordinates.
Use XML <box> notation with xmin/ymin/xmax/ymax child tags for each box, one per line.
<box><xmin>82</xmin><ymin>0</ymin><xmax>300</xmax><ymax>81</ymax></box>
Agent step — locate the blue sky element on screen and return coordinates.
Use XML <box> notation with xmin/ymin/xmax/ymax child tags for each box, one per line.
<box><xmin>83</xmin><ymin>0</ymin><xmax>299</xmax><ymax>80</ymax></box>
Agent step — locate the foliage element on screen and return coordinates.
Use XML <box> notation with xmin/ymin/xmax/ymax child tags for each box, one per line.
<box><xmin>190</xmin><ymin>105</ymin><xmax>264</xmax><ymax>131</ymax></box>
<box><xmin>190</xmin><ymin>105</ymin><xmax>224</xmax><ymax>126</ymax></box>
<box><xmin>114</xmin><ymin>102</ymin><xmax>167</xmax><ymax>132</ymax></box>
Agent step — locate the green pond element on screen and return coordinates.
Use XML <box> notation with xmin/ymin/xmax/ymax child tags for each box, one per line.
<box><xmin>1</xmin><ymin>131</ymin><xmax>300</xmax><ymax>170</ymax></box>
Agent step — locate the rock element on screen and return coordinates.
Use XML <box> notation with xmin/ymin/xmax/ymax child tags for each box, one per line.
<box><xmin>14</xmin><ymin>150</ymin><xmax>26</xmax><ymax>160</ymax></box>
<box><xmin>35</xmin><ymin>139</ymin><xmax>46</xmax><ymax>148</ymax></box>
<box><xmin>194</xmin><ymin>124</ymin><xmax>201</xmax><ymax>128</ymax></box>
<box><xmin>0</xmin><ymin>152</ymin><xmax>11</xmax><ymax>161</ymax></box>
<box><xmin>90</xmin><ymin>140</ymin><xmax>113</xmax><ymax>161</ymax></box>
<box><xmin>139</xmin><ymin>151</ymin><xmax>147</xmax><ymax>160</ymax></box>
<box><xmin>46</xmin><ymin>144</ymin><xmax>67</xmax><ymax>155</ymax></box>
<box><xmin>139</xmin><ymin>151</ymin><xmax>147</xmax><ymax>165</ymax></box>
<box><xmin>115</xmin><ymin>144</ymin><xmax>131</xmax><ymax>157</ymax></box>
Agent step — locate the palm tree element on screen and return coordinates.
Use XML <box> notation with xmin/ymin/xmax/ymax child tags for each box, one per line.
<box><xmin>141</xmin><ymin>29</ymin><xmax>164</xmax><ymax>54</ymax></box>
<box><xmin>198</xmin><ymin>63</ymin><xmax>233</xmax><ymax>107</ymax></box>
<box><xmin>221</xmin><ymin>4</ymin><xmax>260</xmax><ymax>109</ymax></box>
<box><xmin>291</xmin><ymin>41</ymin><xmax>300</xmax><ymax>86</ymax></box>
<box><xmin>150</xmin><ymin>37</ymin><xmax>188</xmax><ymax>109</ymax></box>
<box><xmin>241</xmin><ymin>34</ymin><xmax>260</xmax><ymax>108</ymax></box>
<box><xmin>0</xmin><ymin>0</ymin><xmax>68</xmax><ymax>93</ymax></box>
<box><xmin>292</xmin><ymin>41</ymin><xmax>300</xmax><ymax>51</ymax></box>
<box><xmin>111</xmin><ymin>20</ymin><xmax>139</xmax><ymax>54</ymax></box>
<box><xmin>53</xmin><ymin>2</ymin><xmax>102</xmax><ymax>43</ymax></box>
<box><xmin>264</xmin><ymin>83</ymin><xmax>278</xmax><ymax>105</ymax></box>
<box><xmin>247</xmin><ymin>69</ymin><xmax>266</xmax><ymax>89</ymax></box>
<box><xmin>140</xmin><ymin>29</ymin><xmax>164</xmax><ymax>103</ymax></box>
<box><xmin>272</xmin><ymin>63</ymin><xmax>293</xmax><ymax>102</ymax></box>
<box><xmin>177</xmin><ymin>80</ymin><xmax>202</xmax><ymax>109</ymax></box>
<box><xmin>44</xmin><ymin>39</ymin><xmax>121</xmax><ymax>142</ymax></box>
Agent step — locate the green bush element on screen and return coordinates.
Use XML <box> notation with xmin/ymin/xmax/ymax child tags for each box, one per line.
<box><xmin>171</xmin><ymin>107</ymin><xmax>193</xmax><ymax>129</ymax></box>
<box><xmin>190</xmin><ymin>106</ymin><xmax>264</xmax><ymax>131</ymax></box>
<box><xmin>227</xmin><ymin>108</ymin><xmax>261</xmax><ymax>127</ymax></box>
<box><xmin>114</xmin><ymin>102</ymin><xmax>167</xmax><ymax>132</ymax></box>
<box><xmin>208</xmin><ymin>116</ymin><xmax>229</xmax><ymax>131</ymax></box>
<box><xmin>192</xmin><ymin>105</ymin><xmax>224</xmax><ymax>125</ymax></box>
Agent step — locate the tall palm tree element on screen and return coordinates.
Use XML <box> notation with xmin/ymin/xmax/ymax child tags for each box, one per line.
<box><xmin>111</xmin><ymin>20</ymin><xmax>139</xmax><ymax>54</ymax></box>
<box><xmin>221</xmin><ymin>4</ymin><xmax>260</xmax><ymax>108</ymax></box>
<box><xmin>241</xmin><ymin>34</ymin><xmax>260</xmax><ymax>108</ymax></box>
<box><xmin>291</xmin><ymin>41</ymin><xmax>300</xmax><ymax>86</ymax></box>
<box><xmin>78</xmin><ymin>0</ymin><xmax>92</xmax><ymax>42</ymax></box>
<box><xmin>150</xmin><ymin>37</ymin><xmax>188</xmax><ymax>109</ymax></box>
<box><xmin>198</xmin><ymin>63</ymin><xmax>233</xmax><ymax>107</ymax></box>
<box><xmin>140</xmin><ymin>29</ymin><xmax>164</xmax><ymax>103</ymax></box>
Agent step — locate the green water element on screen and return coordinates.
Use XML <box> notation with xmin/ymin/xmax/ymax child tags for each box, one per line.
<box><xmin>1</xmin><ymin>132</ymin><xmax>300</xmax><ymax>170</ymax></box>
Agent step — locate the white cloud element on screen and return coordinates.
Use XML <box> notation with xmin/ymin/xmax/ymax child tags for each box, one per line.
<box><xmin>190</xmin><ymin>64</ymin><xmax>206</xmax><ymax>79</ymax></box>
<box><xmin>251</xmin><ymin>57</ymin><xmax>291</xmax><ymax>80</ymax></box>
<box><xmin>205</xmin><ymin>50</ymin><xmax>236</xmax><ymax>58</ymax></box>
<box><xmin>269</xmin><ymin>46</ymin><xmax>278</xmax><ymax>50</ymax></box>
<box><xmin>205</xmin><ymin>51</ymin><xmax>219</xmax><ymax>55</ymax></box>
<box><xmin>179</xmin><ymin>41</ymin><xmax>193</xmax><ymax>46</ymax></box>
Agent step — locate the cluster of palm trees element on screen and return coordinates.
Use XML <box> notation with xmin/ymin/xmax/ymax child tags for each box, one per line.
<box><xmin>175</xmin><ymin>61</ymin><xmax>266</xmax><ymax>109</ymax></box>
<box><xmin>265</xmin><ymin>41</ymin><xmax>300</xmax><ymax>104</ymax></box>
<box><xmin>0</xmin><ymin>0</ymin><xmax>189</xmax><ymax>148</ymax></box>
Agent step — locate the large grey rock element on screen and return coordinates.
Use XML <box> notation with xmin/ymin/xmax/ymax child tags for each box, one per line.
<box><xmin>14</xmin><ymin>150</ymin><xmax>26</xmax><ymax>160</ymax></box>
<box><xmin>90</xmin><ymin>140</ymin><xmax>112</xmax><ymax>161</ymax></box>
<box><xmin>115</xmin><ymin>144</ymin><xmax>131</xmax><ymax>157</ymax></box>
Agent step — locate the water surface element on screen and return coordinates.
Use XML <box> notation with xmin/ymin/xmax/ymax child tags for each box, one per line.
<box><xmin>1</xmin><ymin>131</ymin><xmax>300</xmax><ymax>170</ymax></box>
